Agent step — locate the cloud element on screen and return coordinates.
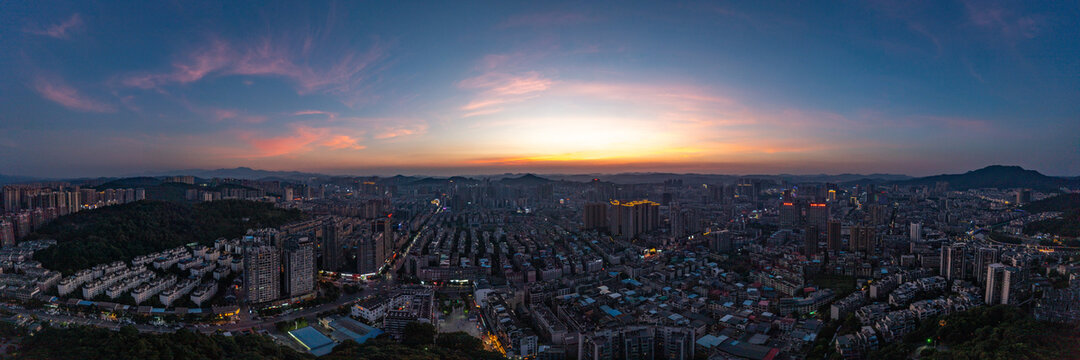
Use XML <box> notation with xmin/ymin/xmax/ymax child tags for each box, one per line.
<box><xmin>963</xmin><ymin>1</ymin><xmax>1042</xmax><ymax>40</ymax></box>
<box><xmin>210</xmin><ymin>108</ymin><xmax>267</xmax><ymax>124</ymax></box>
<box><xmin>26</xmin><ymin>14</ymin><xmax>83</xmax><ymax>39</ymax></box>
<box><xmin>120</xmin><ymin>36</ymin><xmax>385</xmax><ymax>97</ymax></box>
<box><xmin>293</xmin><ymin>110</ymin><xmax>338</xmax><ymax>120</ymax></box>
<box><xmin>322</xmin><ymin>135</ymin><xmax>365</xmax><ymax>150</ymax></box>
<box><xmin>373</xmin><ymin>123</ymin><xmax>429</xmax><ymax>140</ymax></box>
<box><xmin>32</xmin><ymin>76</ymin><xmax>115</xmax><ymax>113</ymax></box>
<box><xmin>458</xmin><ymin>72</ymin><xmax>553</xmax><ymax>95</ymax></box>
<box><xmin>457</xmin><ymin>71</ymin><xmax>553</xmax><ymax>115</ymax></box>
<box><xmin>239</xmin><ymin>125</ymin><xmax>366</xmax><ymax>157</ymax></box>
<box><xmin>498</xmin><ymin>12</ymin><xmax>592</xmax><ymax>28</ymax></box>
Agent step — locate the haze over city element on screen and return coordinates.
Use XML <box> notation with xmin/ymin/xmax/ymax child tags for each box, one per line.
<box><xmin>2</xmin><ymin>1</ymin><xmax>1078</xmax><ymax>178</ymax></box>
<box><xmin>4</xmin><ymin>2</ymin><xmax>1080</xmax><ymax>360</ymax></box>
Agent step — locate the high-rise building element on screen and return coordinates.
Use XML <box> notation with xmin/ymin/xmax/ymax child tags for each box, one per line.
<box><xmin>909</xmin><ymin>222</ymin><xmax>922</xmax><ymax>242</ymax></box>
<box><xmin>940</xmin><ymin>243</ymin><xmax>967</xmax><ymax>281</ymax></box>
<box><xmin>805</xmin><ymin>202</ymin><xmax>829</xmax><ymax>229</ymax></box>
<box><xmin>583</xmin><ymin>202</ymin><xmax>608</xmax><ymax>231</ymax></box>
<box><xmin>657</xmin><ymin>327</ymin><xmax>695</xmax><ymax>360</ymax></box>
<box><xmin>779</xmin><ymin>201</ymin><xmax>800</xmax><ymax>228</ymax></box>
<box><xmin>827</xmin><ymin>220</ymin><xmax>843</xmax><ymax>252</ymax></box>
<box><xmin>709</xmin><ymin>231</ymin><xmax>733</xmax><ymax>253</ymax></box>
<box><xmin>283</xmin><ymin>237</ymin><xmax>315</xmax><ymax>297</ymax></box>
<box><xmin>0</xmin><ymin>221</ymin><xmax>14</xmax><ymax>248</ymax></box>
<box><xmin>373</xmin><ymin>219</ymin><xmax>394</xmax><ymax>268</ymax></box>
<box><xmin>620</xmin><ymin>328</ymin><xmax>654</xmax><ymax>359</ymax></box>
<box><xmin>974</xmin><ymin>247</ymin><xmax>1000</xmax><ymax>285</ymax></box>
<box><xmin>851</xmin><ymin>225</ymin><xmax>876</xmax><ymax>255</ymax></box>
<box><xmin>669</xmin><ymin>203</ymin><xmax>682</xmax><ymax>239</ymax></box>
<box><xmin>1015</xmin><ymin>189</ymin><xmax>1032</xmax><ymax>205</ymax></box>
<box><xmin>985</xmin><ymin>263</ymin><xmax>1019</xmax><ymax>305</ymax></box>
<box><xmin>321</xmin><ymin>220</ymin><xmax>343</xmax><ymax>271</ymax></box>
<box><xmin>607</xmin><ymin>200</ymin><xmax>659</xmax><ymax>239</ymax></box>
<box><xmin>2</xmin><ymin>187</ymin><xmax>21</xmax><ymax>212</ymax></box>
<box><xmin>243</xmin><ymin>245</ymin><xmax>281</xmax><ymax>303</ymax></box>
<box><xmin>866</xmin><ymin>204</ymin><xmax>891</xmax><ymax>225</ymax></box>
<box><xmin>357</xmin><ymin>232</ymin><xmax>387</xmax><ymax>275</ymax></box>
<box><xmin>804</xmin><ymin>225</ymin><xmax>820</xmax><ymax>256</ymax></box>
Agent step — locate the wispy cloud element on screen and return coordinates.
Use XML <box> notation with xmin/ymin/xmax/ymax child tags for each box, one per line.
<box><xmin>498</xmin><ymin>12</ymin><xmax>593</xmax><ymax>28</ymax></box>
<box><xmin>238</xmin><ymin>125</ymin><xmax>365</xmax><ymax>157</ymax></box>
<box><xmin>210</xmin><ymin>108</ymin><xmax>267</xmax><ymax>124</ymax></box>
<box><xmin>373</xmin><ymin>123</ymin><xmax>429</xmax><ymax>140</ymax></box>
<box><xmin>293</xmin><ymin>110</ymin><xmax>338</xmax><ymax>120</ymax></box>
<box><xmin>323</xmin><ymin>135</ymin><xmax>365</xmax><ymax>150</ymax></box>
<box><xmin>457</xmin><ymin>71</ymin><xmax>553</xmax><ymax>115</ymax></box>
<box><xmin>31</xmin><ymin>76</ymin><xmax>114</xmax><ymax>113</ymax></box>
<box><xmin>25</xmin><ymin>14</ymin><xmax>83</xmax><ymax>39</ymax></box>
<box><xmin>120</xmin><ymin>36</ymin><xmax>386</xmax><ymax>97</ymax></box>
<box><xmin>963</xmin><ymin>1</ymin><xmax>1043</xmax><ymax>40</ymax></box>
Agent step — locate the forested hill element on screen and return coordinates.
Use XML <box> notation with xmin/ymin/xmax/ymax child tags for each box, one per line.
<box><xmin>30</xmin><ymin>200</ymin><xmax>306</xmax><ymax>274</ymax></box>
<box><xmin>17</xmin><ymin>324</ymin><xmax>505</xmax><ymax>360</ymax></box>
<box><xmin>870</xmin><ymin>305</ymin><xmax>1080</xmax><ymax>360</ymax></box>
<box><xmin>18</xmin><ymin>326</ymin><xmax>312</xmax><ymax>360</ymax></box>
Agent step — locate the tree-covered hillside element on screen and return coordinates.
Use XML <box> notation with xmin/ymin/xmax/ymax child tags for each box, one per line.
<box><xmin>1023</xmin><ymin>194</ymin><xmax>1080</xmax><ymax>238</ymax></box>
<box><xmin>17</xmin><ymin>326</ymin><xmax>312</xmax><ymax>360</ymax></box>
<box><xmin>30</xmin><ymin>200</ymin><xmax>306</xmax><ymax>274</ymax></box>
<box><xmin>870</xmin><ymin>305</ymin><xmax>1080</xmax><ymax>360</ymax></box>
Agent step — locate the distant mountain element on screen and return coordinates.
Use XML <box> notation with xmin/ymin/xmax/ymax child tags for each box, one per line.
<box><xmin>0</xmin><ymin>174</ymin><xmax>41</xmax><ymax>185</ymax></box>
<box><xmin>542</xmin><ymin>172</ymin><xmax>908</xmax><ymax>185</ymax></box>
<box><xmin>897</xmin><ymin>165</ymin><xmax>1078</xmax><ymax>191</ymax></box>
<box><xmin>499</xmin><ymin>173</ymin><xmax>553</xmax><ymax>186</ymax></box>
<box><xmin>408</xmin><ymin>176</ymin><xmax>480</xmax><ymax>186</ymax></box>
<box><xmin>134</xmin><ymin>167</ymin><xmax>326</xmax><ymax>181</ymax></box>
<box><xmin>378</xmin><ymin>175</ymin><xmax>423</xmax><ymax>184</ymax></box>
<box><xmin>92</xmin><ymin>176</ymin><xmax>163</xmax><ymax>189</ymax></box>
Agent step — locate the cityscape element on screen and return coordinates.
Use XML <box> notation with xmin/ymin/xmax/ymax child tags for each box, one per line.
<box><xmin>1</xmin><ymin>1</ymin><xmax>1079</xmax><ymax>360</ymax></box>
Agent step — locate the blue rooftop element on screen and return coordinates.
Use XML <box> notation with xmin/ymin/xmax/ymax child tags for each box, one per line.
<box><xmin>328</xmin><ymin>317</ymin><xmax>383</xmax><ymax>345</ymax></box>
<box><xmin>599</xmin><ymin>305</ymin><xmax>623</xmax><ymax>317</ymax></box>
<box><xmin>289</xmin><ymin>326</ymin><xmax>336</xmax><ymax>356</ymax></box>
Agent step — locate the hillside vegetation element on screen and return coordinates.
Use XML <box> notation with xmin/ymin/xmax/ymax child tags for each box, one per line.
<box><xmin>30</xmin><ymin>200</ymin><xmax>306</xmax><ymax>274</ymax></box>
<box><xmin>1023</xmin><ymin>194</ymin><xmax>1080</xmax><ymax>238</ymax></box>
<box><xmin>18</xmin><ymin>326</ymin><xmax>311</xmax><ymax>360</ymax></box>
<box><xmin>870</xmin><ymin>305</ymin><xmax>1080</xmax><ymax>360</ymax></box>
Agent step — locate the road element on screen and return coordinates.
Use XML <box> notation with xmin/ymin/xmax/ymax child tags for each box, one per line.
<box><xmin>382</xmin><ymin>205</ymin><xmax>442</xmax><ymax>280</ymax></box>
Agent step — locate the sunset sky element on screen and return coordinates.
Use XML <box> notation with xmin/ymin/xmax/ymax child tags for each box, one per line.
<box><xmin>1</xmin><ymin>1</ymin><xmax>1078</xmax><ymax>178</ymax></box>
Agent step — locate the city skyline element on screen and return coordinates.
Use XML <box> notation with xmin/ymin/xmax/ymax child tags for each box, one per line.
<box><xmin>2</xmin><ymin>1</ymin><xmax>1079</xmax><ymax>178</ymax></box>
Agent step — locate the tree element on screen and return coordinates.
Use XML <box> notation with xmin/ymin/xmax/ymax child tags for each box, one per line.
<box><xmin>436</xmin><ymin>331</ymin><xmax>482</xmax><ymax>352</ymax></box>
<box><xmin>402</xmin><ymin>322</ymin><xmax>436</xmax><ymax>346</ymax></box>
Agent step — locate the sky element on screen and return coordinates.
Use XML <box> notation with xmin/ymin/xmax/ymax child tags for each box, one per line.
<box><xmin>1</xmin><ymin>1</ymin><xmax>1078</xmax><ymax>178</ymax></box>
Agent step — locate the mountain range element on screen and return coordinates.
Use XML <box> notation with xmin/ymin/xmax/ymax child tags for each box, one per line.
<box><xmin>0</xmin><ymin>165</ymin><xmax>1076</xmax><ymax>191</ymax></box>
<box><xmin>890</xmin><ymin>165</ymin><xmax>1079</xmax><ymax>191</ymax></box>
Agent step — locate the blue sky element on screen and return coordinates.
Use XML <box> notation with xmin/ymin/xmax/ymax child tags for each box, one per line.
<box><xmin>1</xmin><ymin>0</ymin><xmax>1077</xmax><ymax>177</ymax></box>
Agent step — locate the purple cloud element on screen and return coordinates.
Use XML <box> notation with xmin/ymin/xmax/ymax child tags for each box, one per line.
<box><xmin>32</xmin><ymin>76</ymin><xmax>114</xmax><ymax>113</ymax></box>
<box><xmin>120</xmin><ymin>36</ymin><xmax>386</xmax><ymax>97</ymax></box>
<box><xmin>498</xmin><ymin>12</ymin><xmax>593</xmax><ymax>28</ymax></box>
<box><xmin>25</xmin><ymin>14</ymin><xmax>83</xmax><ymax>39</ymax></box>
